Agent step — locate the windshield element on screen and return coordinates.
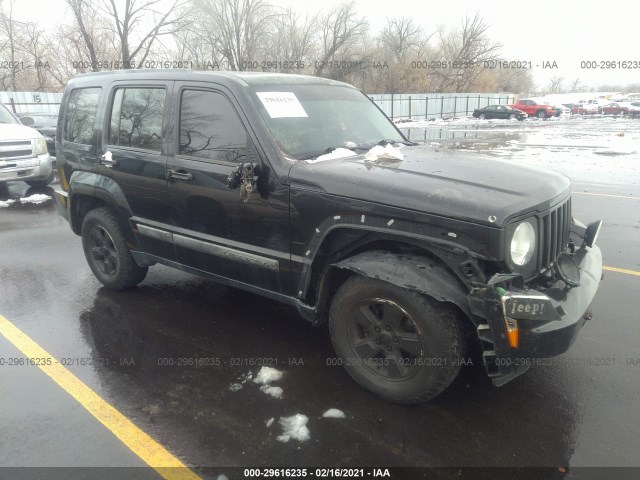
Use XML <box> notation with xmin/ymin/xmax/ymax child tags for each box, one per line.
<box><xmin>250</xmin><ymin>84</ymin><xmax>405</xmax><ymax>160</ymax></box>
<box><xmin>0</xmin><ymin>103</ymin><xmax>19</xmax><ymax>124</ymax></box>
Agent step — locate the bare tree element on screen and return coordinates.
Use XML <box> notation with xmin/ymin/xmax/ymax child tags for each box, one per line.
<box><xmin>270</xmin><ymin>8</ymin><xmax>316</xmax><ymax>69</ymax></box>
<box><xmin>547</xmin><ymin>76</ymin><xmax>565</xmax><ymax>94</ymax></box>
<box><xmin>569</xmin><ymin>77</ymin><xmax>581</xmax><ymax>93</ymax></box>
<box><xmin>66</xmin><ymin>0</ymin><xmax>100</xmax><ymax>71</ymax></box>
<box><xmin>432</xmin><ymin>13</ymin><xmax>502</xmax><ymax>92</ymax></box>
<box><xmin>314</xmin><ymin>1</ymin><xmax>368</xmax><ymax>76</ymax></box>
<box><xmin>99</xmin><ymin>0</ymin><xmax>189</xmax><ymax>67</ymax></box>
<box><xmin>380</xmin><ymin>17</ymin><xmax>426</xmax><ymax>63</ymax></box>
<box><xmin>0</xmin><ymin>0</ymin><xmax>24</xmax><ymax>90</ymax></box>
<box><xmin>193</xmin><ymin>0</ymin><xmax>277</xmax><ymax>71</ymax></box>
<box><xmin>66</xmin><ymin>0</ymin><xmax>189</xmax><ymax>69</ymax></box>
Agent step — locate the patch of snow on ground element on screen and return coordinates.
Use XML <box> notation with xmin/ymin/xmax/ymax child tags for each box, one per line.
<box><xmin>0</xmin><ymin>199</ymin><xmax>16</xmax><ymax>208</ymax></box>
<box><xmin>306</xmin><ymin>147</ymin><xmax>357</xmax><ymax>163</ymax></box>
<box><xmin>322</xmin><ymin>408</ymin><xmax>346</xmax><ymax>418</ymax></box>
<box><xmin>253</xmin><ymin>366</ymin><xmax>284</xmax><ymax>385</ymax></box>
<box><xmin>229</xmin><ymin>383</ymin><xmax>243</xmax><ymax>392</ymax></box>
<box><xmin>260</xmin><ymin>385</ymin><xmax>283</xmax><ymax>399</ymax></box>
<box><xmin>19</xmin><ymin>194</ymin><xmax>51</xmax><ymax>204</ymax></box>
<box><xmin>277</xmin><ymin>414</ymin><xmax>310</xmax><ymax>443</ymax></box>
<box><xmin>266</xmin><ymin>417</ymin><xmax>274</xmax><ymax>428</ymax></box>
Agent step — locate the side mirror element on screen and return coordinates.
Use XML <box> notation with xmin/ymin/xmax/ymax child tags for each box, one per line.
<box><xmin>20</xmin><ymin>116</ymin><xmax>34</xmax><ymax>126</ymax></box>
<box><xmin>227</xmin><ymin>162</ymin><xmax>261</xmax><ymax>202</ymax></box>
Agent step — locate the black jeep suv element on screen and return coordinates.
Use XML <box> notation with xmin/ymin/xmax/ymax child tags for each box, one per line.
<box><xmin>54</xmin><ymin>70</ymin><xmax>603</xmax><ymax>403</ymax></box>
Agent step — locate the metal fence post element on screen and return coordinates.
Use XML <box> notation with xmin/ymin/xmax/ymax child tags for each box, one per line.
<box><xmin>425</xmin><ymin>97</ymin><xmax>428</xmax><ymax>120</ymax></box>
<box><xmin>408</xmin><ymin>96</ymin><xmax>412</xmax><ymax>120</ymax></box>
<box><xmin>453</xmin><ymin>97</ymin><xmax>457</xmax><ymax>118</ymax></box>
<box><xmin>466</xmin><ymin>95</ymin><xmax>470</xmax><ymax>116</ymax></box>
<box><xmin>440</xmin><ymin>96</ymin><xmax>444</xmax><ymax>118</ymax></box>
<box><xmin>9</xmin><ymin>98</ymin><xmax>16</xmax><ymax>113</ymax></box>
<box><xmin>391</xmin><ymin>93</ymin><xmax>394</xmax><ymax>120</ymax></box>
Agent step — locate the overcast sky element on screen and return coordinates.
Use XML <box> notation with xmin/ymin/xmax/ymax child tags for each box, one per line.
<box><xmin>12</xmin><ymin>0</ymin><xmax>640</xmax><ymax>90</ymax></box>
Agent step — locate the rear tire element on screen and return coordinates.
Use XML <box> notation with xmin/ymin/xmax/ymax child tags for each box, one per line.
<box><xmin>536</xmin><ymin>110</ymin><xmax>547</xmax><ymax>119</ymax></box>
<box><xmin>81</xmin><ymin>207</ymin><xmax>148</xmax><ymax>290</ymax></box>
<box><xmin>479</xmin><ymin>113</ymin><xmax>486</xmax><ymax>120</ymax></box>
<box><xmin>328</xmin><ymin>276</ymin><xmax>465</xmax><ymax>404</ymax></box>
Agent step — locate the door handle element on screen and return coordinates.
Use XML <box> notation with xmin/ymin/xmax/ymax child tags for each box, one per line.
<box><xmin>100</xmin><ymin>150</ymin><xmax>117</xmax><ymax>167</ymax></box>
<box><xmin>166</xmin><ymin>169</ymin><xmax>193</xmax><ymax>181</ymax></box>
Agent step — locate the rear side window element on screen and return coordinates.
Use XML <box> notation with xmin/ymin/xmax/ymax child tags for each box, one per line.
<box><xmin>179</xmin><ymin>90</ymin><xmax>247</xmax><ymax>162</ymax></box>
<box><xmin>63</xmin><ymin>88</ymin><xmax>100</xmax><ymax>145</ymax></box>
<box><xmin>109</xmin><ymin>88</ymin><xmax>165</xmax><ymax>152</ymax></box>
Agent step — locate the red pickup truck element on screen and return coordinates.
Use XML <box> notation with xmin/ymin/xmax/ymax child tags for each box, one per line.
<box><xmin>510</xmin><ymin>99</ymin><xmax>556</xmax><ymax>119</ymax></box>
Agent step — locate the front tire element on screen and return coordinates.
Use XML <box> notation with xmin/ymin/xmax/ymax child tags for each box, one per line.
<box><xmin>536</xmin><ymin>110</ymin><xmax>547</xmax><ymax>119</ymax></box>
<box><xmin>81</xmin><ymin>207</ymin><xmax>148</xmax><ymax>290</ymax></box>
<box><xmin>328</xmin><ymin>276</ymin><xmax>465</xmax><ymax>404</ymax></box>
<box><xmin>479</xmin><ymin>113</ymin><xmax>486</xmax><ymax>120</ymax></box>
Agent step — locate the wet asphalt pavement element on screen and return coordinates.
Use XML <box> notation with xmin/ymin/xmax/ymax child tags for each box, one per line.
<box><xmin>1</xmin><ymin>116</ymin><xmax>639</xmax><ymax>479</ymax></box>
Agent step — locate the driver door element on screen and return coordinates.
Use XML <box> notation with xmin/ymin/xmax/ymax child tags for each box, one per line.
<box><xmin>166</xmin><ymin>83</ymin><xmax>290</xmax><ymax>294</ymax></box>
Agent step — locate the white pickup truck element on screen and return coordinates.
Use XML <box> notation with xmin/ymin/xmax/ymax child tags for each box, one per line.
<box><xmin>0</xmin><ymin>102</ymin><xmax>54</xmax><ymax>187</ymax></box>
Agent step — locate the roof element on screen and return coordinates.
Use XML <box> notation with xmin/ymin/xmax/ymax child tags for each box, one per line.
<box><xmin>72</xmin><ymin>69</ymin><xmax>354</xmax><ymax>89</ymax></box>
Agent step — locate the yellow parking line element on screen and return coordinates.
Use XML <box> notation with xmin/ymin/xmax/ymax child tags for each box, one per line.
<box><xmin>603</xmin><ymin>265</ymin><xmax>640</xmax><ymax>277</ymax></box>
<box><xmin>0</xmin><ymin>314</ymin><xmax>201</xmax><ymax>480</ymax></box>
<box><xmin>573</xmin><ymin>192</ymin><xmax>639</xmax><ymax>200</ymax></box>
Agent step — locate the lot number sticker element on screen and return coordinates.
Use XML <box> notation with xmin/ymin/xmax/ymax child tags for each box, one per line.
<box><xmin>256</xmin><ymin>92</ymin><xmax>308</xmax><ymax>118</ymax></box>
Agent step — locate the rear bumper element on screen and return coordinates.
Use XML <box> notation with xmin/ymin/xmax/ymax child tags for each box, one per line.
<box><xmin>0</xmin><ymin>154</ymin><xmax>53</xmax><ymax>183</ymax></box>
<box><xmin>469</xmin><ymin>244</ymin><xmax>603</xmax><ymax>385</ymax></box>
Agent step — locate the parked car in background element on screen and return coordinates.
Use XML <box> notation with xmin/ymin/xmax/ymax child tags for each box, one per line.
<box><xmin>600</xmin><ymin>103</ymin><xmax>629</xmax><ymax>115</ymax></box>
<box><xmin>0</xmin><ymin>102</ymin><xmax>54</xmax><ymax>186</ymax></box>
<box><xmin>510</xmin><ymin>99</ymin><xmax>555</xmax><ymax>118</ymax></box>
<box><xmin>628</xmin><ymin>102</ymin><xmax>640</xmax><ymax>117</ymax></box>
<box><xmin>16</xmin><ymin>112</ymin><xmax>58</xmax><ymax>156</ymax></box>
<box><xmin>472</xmin><ymin>104</ymin><xmax>527</xmax><ymax>120</ymax></box>
<box><xmin>571</xmin><ymin>103</ymin><xmax>597</xmax><ymax>115</ymax></box>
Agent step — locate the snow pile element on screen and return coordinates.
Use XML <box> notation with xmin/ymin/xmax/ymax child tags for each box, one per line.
<box><xmin>277</xmin><ymin>414</ymin><xmax>310</xmax><ymax>443</ymax></box>
<box><xmin>259</xmin><ymin>385</ymin><xmax>283</xmax><ymax>399</ymax></box>
<box><xmin>228</xmin><ymin>383</ymin><xmax>243</xmax><ymax>392</ymax></box>
<box><xmin>266</xmin><ymin>417</ymin><xmax>275</xmax><ymax>428</ymax></box>
<box><xmin>322</xmin><ymin>408</ymin><xmax>346</xmax><ymax>419</ymax></box>
<box><xmin>308</xmin><ymin>147</ymin><xmax>357</xmax><ymax>163</ymax></box>
<box><xmin>364</xmin><ymin>144</ymin><xmax>404</xmax><ymax>161</ymax></box>
<box><xmin>253</xmin><ymin>366</ymin><xmax>284</xmax><ymax>385</ymax></box>
<box><xmin>19</xmin><ymin>194</ymin><xmax>51</xmax><ymax>205</ymax></box>
<box><xmin>0</xmin><ymin>199</ymin><xmax>16</xmax><ymax>208</ymax></box>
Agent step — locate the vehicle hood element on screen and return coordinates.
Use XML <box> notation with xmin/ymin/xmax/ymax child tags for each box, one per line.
<box><xmin>288</xmin><ymin>145</ymin><xmax>570</xmax><ymax>227</ymax></box>
<box><xmin>0</xmin><ymin>123</ymin><xmax>42</xmax><ymax>140</ymax></box>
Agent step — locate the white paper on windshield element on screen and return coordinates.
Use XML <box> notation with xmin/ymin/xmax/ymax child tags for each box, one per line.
<box><xmin>256</xmin><ymin>92</ymin><xmax>308</xmax><ymax>118</ymax></box>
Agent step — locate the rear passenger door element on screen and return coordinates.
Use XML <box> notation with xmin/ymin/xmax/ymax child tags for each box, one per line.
<box><xmin>98</xmin><ymin>81</ymin><xmax>174</xmax><ymax>260</ymax></box>
<box><xmin>166</xmin><ymin>83</ymin><xmax>290</xmax><ymax>294</ymax></box>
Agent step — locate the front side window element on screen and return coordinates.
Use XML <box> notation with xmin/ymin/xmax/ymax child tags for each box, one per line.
<box><xmin>109</xmin><ymin>88</ymin><xmax>165</xmax><ymax>152</ymax></box>
<box><xmin>179</xmin><ymin>90</ymin><xmax>248</xmax><ymax>163</ymax></box>
<box><xmin>64</xmin><ymin>87</ymin><xmax>101</xmax><ymax>144</ymax></box>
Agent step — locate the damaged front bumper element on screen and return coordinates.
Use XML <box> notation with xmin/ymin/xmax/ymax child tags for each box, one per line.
<box><xmin>468</xmin><ymin>243</ymin><xmax>603</xmax><ymax>386</ymax></box>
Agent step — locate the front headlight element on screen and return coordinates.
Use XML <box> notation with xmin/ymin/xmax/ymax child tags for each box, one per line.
<box><xmin>34</xmin><ymin>136</ymin><xmax>48</xmax><ymax>155</ymax></box>
<box><xmin>510</xmin><ymin>221</ymin><xmax>536</xmax><ymax>266</ymax></box>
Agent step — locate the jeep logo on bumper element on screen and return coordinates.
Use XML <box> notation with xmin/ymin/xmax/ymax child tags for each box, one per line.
<box><xmin>501</xmin><ymin>294</ymin><xmax>561</xmax><ymax>321</ymax></box>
